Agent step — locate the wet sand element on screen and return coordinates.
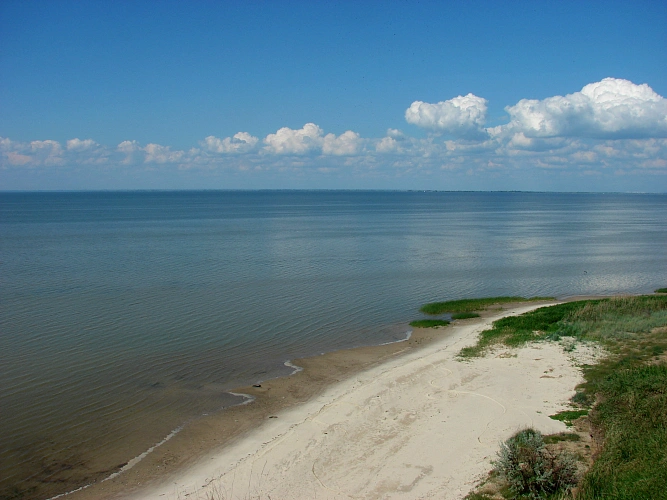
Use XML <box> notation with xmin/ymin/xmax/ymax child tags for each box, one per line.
<box><xmin>65</xmin><ymin>300</ymin><xmax>570</xmax><ymax>500</ymax></box>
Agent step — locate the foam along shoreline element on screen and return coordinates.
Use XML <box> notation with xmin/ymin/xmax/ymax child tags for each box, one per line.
<box><xmin>51</xmin><ymin>364</ymin><xmax>296</xmax><ymax>500</ymax></box>
<box><xmin>128</xmin><ymin>300</ymin><xmax>592</xmax><ymax>500</ymax></box>
<box><xmin>47</xmin><ymin>426</ymin><xmax>184</xmax><ymax>500</ymax></box>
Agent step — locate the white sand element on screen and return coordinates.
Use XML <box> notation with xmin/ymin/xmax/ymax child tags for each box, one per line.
<box><xmin>138</xmin><ymin>303</ymin><xmax>592</xmax><ymax>500</ymax></box>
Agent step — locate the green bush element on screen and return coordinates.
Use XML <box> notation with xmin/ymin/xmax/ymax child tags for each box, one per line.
<box><xmin>494</xmin><ymin>428</ymin><xmax>579</xmax><ymax>499</ymax></box>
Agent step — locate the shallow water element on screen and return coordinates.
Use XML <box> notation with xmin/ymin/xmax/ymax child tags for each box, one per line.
<box><xmin>1</xmin><ymin>190</ymin><xmax>666</xmax><ymax>498</ymax></box>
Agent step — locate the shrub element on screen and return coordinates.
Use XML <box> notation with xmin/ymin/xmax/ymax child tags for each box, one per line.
<box><xmin>494</xmin><ymin>428</ymin><xmax>579</xmax><ymax>499</ymax></box>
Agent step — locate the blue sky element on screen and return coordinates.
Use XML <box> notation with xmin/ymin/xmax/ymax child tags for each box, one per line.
<box><xmin>1</xmin><ymin>0</ymin><xmax>666</xmax><ymax>191</ymax></box>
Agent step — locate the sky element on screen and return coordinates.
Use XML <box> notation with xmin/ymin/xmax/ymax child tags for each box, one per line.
<box><xmin>1</xmin><ymin>0</ymin><xmax>666</xmax><ymax>191</ymax></box>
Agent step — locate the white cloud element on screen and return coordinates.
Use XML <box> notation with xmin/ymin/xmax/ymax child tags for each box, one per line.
<box><xmin>405</xmin><ymin>93</ymin><xmax>488</xmax><ymax>138</ymax></box>
<box><xmin>498</xmin><ymin>78</ymin><xmax>667</xmax><ymax>139</ymax></box>
<box><xmin>322</xmin><ymin>130</ymin><xmax>361</xmax><ymax>155</ymax></box>
<box><xmin>376</xmin><ymin>136</ymin><xmax>398</xmax><ymax>153</ymax></box>
<box><xmin>31</xmin><ymin>140</ymin><xmax>62</xmax><ymax>154</ymax></box>
<box><xmin>264</xmin><ymin>123</ymin><xmax>324</xmax><ymax>154</ymax></box>
<box><xmin>66</xmin><ymin>138</ymin><xmax>98</xmax><ymax>151</ymax></box>
<box><xmin>505</xmin><ymin>133</ymin><xmax>566</xmax><ymax>152</ymax></box>
<box><xmin>30</xmin><ymin>140</ymin><xmax>64</xmax><ymax>166</ymax></box>
<box><xmin>2</xmin><ymin>78</ymin><xmax>666</xmax><ymax>189</ymax></box>
<box><xmin>262</xmin><ymin>124</ymin><xmax>363</xmax><ymax>156</ymax></box>
<box><xmin>117</xmin><ymin>140</ymin><xmax>140</xmax><ymax>154</ymax></box>
<box><xmin>117</xmin><ymin>140</ymin><xmax>143</xmax><ymax>165</ymax></box>
<box><xmin>202</xmin><ymin>132</ymin><xmax>259</xmax><ymax>153</ymax></box>
<box><xmin>144</xmin><ymin>143</ymin><xmax>184</xmax><ymax>164</ymax></box>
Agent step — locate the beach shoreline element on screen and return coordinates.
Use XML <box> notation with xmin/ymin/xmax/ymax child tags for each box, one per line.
<box><xmin>65</xmin><ymin>298</ymin><xmax>590</xmax><ymax>500</ymax></box>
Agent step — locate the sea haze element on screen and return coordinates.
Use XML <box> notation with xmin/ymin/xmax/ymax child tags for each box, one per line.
<box><xmin>1</xmin><ymin>190</ymin><xmax>666</xmax><ymax>498</ymax></box>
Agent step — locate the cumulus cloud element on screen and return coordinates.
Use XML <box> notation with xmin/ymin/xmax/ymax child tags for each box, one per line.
<box><xmin>322</xmin><ymin>130</ymin><xmax>361</xmax><ymax>155</ymax></box>
<box><xmin>30</xmin><ymin>140</ymin><xmax>64</xmax><ymax>166</ymax></box>
<box><xmin>1</xmin><ymin>138</ymin><xmax>32</xmax><ymax>166</ymax></box>
<box><xmin>66</xmin><ymin>138</ymin><xmax>98</xmax><ymax>151</ymax></box>
<box><xmin>0</xmin><ymin>138</ymin><xmax>66</xmax><ymax>167</ymax></box>
<box><xmin>405</xmin><ymin>93</ymin><xmax>488</xmax><ymax>139</ymax></box>
<box><xmin>497</xmin><ymin>78</ymin><xmax>667</xmax><ymax>140</ymax></box>
<box><xmin>117</xmin><ymin>140</ymin><xmax>144</xmax><ymax>165</ymax></box>
<box><xmin>376</xmin><ymin>136</ymin><xmax>398</xmax><ymax>153</ymax></box>
<box><xmin>144</xmin><ymin>143</ymin><xmax>184</xmax><ymax>164</ymax></box>
<box><xmin>202</xmin><ymin>132</ymin><xmax>259</xmax><ymax>154</ymax></box>
<box><xmin>263</xmin><ymin>123</ymin><xmax>324</xmax><ymax>154</ymax></box>
<box><xmin>2</xmin><ymin>78</ymin><xmax>666</xmax><ymax>188</ymax></box>
<box><xmin>263</xmin><ymin>123</ymin><xmax>362</xmax><ymax>156</ymax></box>
<box><xmin>114</xmin><ymin>141</ymin><xmax>186</xmax><ymax>165</ymax></box>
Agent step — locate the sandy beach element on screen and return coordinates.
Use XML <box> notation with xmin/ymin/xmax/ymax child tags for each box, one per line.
<box><xmin>64</xmin><ymin>300</ymin><xmax>601</xmax><ymax>500</ymax></box>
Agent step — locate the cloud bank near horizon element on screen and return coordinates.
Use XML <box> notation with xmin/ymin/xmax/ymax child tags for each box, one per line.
<box><xmin>2</xmin><ymin>78</ymin><xmax>666</xmax><ymax>187</ymax></box>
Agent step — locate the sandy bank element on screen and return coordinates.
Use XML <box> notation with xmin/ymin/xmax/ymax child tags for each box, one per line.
<box><xmin>115</xmin><ymin>301</ymin><xmax>595</xmax><ymax>500</ymax></box>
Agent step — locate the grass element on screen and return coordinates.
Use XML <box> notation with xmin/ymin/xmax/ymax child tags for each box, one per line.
<box><xmin>549</xmin><ymin>409</ymin><xmax>589</xmax><ymax>427</ymax></box>
<box><xmin>457</xmin><ymin>301</ymin><xmax>588</xmax><ymax>358</ymax></box>
<box><xmin>655</xmin><ymin>288</ymin><xmax>667</xmax><ymax>293</ymax></box>
<box><xmin>409</xmin><ymin>319</ymin><xmax>450</xmax><ymax>328</ymax></box>
<box><xmin>543</xmin><ymin>432</ymin><xmax>581</xmax><ymax>444</ymax></box>
<box><xmin>577</xmin><ymin>365</ymin><xmax>667</xmax><ymax>499</ymax></box>
<box><xmin>452</xmin><ymin>312</ymin><xmax>481</xmax><ymax>320</ymax></box>
<box><xmin>458</xmin><ymin>295</ymin><xmax>667</xmax><ymax>359</ymax></box>
<box><xmin>464</xmin><ymin>493</ymin><xmax>496</xmax><ymax>500</ymax></box>
<box><xmin>419</xmin><ymin>296</ymin><xmax>554</xmax><ymax>315</ymax></box>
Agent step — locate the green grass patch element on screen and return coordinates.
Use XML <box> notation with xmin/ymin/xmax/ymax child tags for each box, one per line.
<box><xmin>655</xmin><ymin>287</ymin><xmax>667</xmax><ymax>293</ymax></box>
<box><xmin>420</xmin><ymin>296</ymin><xmax>554</xmax><ymax>315</ymax></box>
<box><xmin>577</xmin><ymin>365</ymin><xmax>667</xmax><ymax>499</ymax></box>
<box><xmin>549</xmin><ymin>409</ymin><xmax>589</xmax><ymax>427</ymax></box>
<box><xmin>543</xmin><ymin>432</ymin><xmax>581</xmax><ymax>444</ymax></box>
<box><xmin>451</xmin><ymin>312</ymin><xmax>480</xmax><ymax>320</ymax></box>
<box><xmin>458</xmin><ymin>301</ymin><xmax>591</xmax><ymax>358</ymax></box>
<box><xmin>409</xmin><ymin>319</ymin><xmax>450</xmax><ymax>328</ymax></box>
<box><xmin>458</xmin><ymin>295</ymin><xmax>667</xmax><ymax>359</ymax></box>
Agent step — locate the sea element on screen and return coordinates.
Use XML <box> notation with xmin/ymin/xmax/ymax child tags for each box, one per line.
<box><xmin>1</xmin><ymin>190</ymin><xmax>666</xmax><ymax>499</ymax></box>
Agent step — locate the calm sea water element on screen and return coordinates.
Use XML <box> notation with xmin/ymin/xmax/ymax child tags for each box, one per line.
<box><xmin>1</xmin><ymin>191</ymin><xmax>666</xmax><ymax>498</ymax></box>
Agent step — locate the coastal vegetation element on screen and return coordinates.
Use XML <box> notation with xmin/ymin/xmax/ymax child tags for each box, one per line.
<box><xmin>548</xmin><ymin>409</ymin><xmax>589</xmax><ymax>427</ymax></box>
<box><xmin>457</xmin><ymin>295</ymin><xmax>667</xmax><ymax>359</ymax></box>
<box><xmin>409</xmin><ymin>319</ymin><xmax>450</xmax><ymax>328</ymax></box>
<box><xmin>462</xmin><ymin>294</ymin><xmax>667</xmax><ymax>499</ymax></box>
<box><xmin>494</xmin><ymin>428</ymin><xmax>579</xmax><ymax>499</ymax></box>
<box><xmin>409</xmin><ymin>312</ymin><xmax>478</xmax><ymax>327</ymax></box>
<box><xmin>452</xmin><ymin>312</ymin><xmax>480</xmax><ymax>320</ymax></box>
<box><xmin>577</xmin><ymin>364</ymin><xmax>667</xmax><ymax>499</ymax></box>
<box><xmin>420</xmin><ymin>296</ymin><xmax>553</xmax><ymax>315</ymax></box>
<box><xmin>656</xmin><ymin>287</ymin><xmax>667</xmax><ymax>293</ymax></box>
